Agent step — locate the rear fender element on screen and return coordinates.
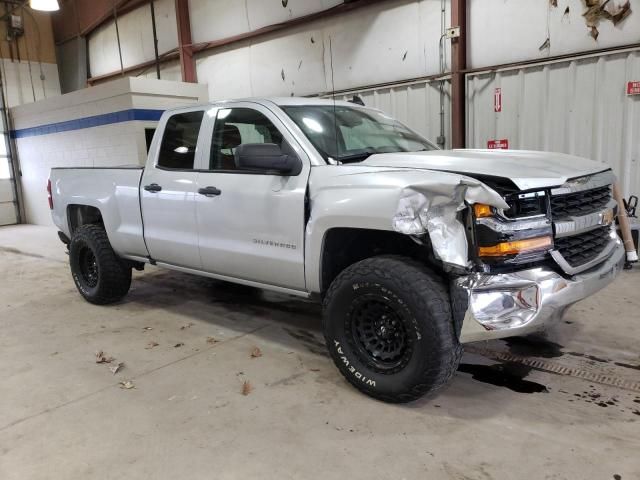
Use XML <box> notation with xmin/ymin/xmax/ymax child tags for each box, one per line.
<box><xmin>50</xmin><ymin>169</ymin><xmax>147</xmax><ymax>258</ymax></box>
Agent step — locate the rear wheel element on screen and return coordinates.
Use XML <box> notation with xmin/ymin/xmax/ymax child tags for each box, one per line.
<box><xmin>323</xmin><ymin>255</ymin><xmax>462</xmax><ymax>403</ymax></box>
<box><xmin>69</xmin><ymin>224</ymin><xmax>131</xmax><ymax>305</ymax></box>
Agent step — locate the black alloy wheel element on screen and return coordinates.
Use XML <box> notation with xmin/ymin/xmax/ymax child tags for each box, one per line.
<box><xmin>347</xmin><ymin>294</ymin><xmax>413</xmax><ymax>373</ymax></box>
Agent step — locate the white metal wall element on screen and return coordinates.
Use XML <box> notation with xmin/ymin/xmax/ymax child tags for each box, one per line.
<box><xmin>88</xmin><ymin>0</ymin><xmax>178</xmax><ymax>78</ymax></box>
<box><xmin>194</xmin><ymin>0</ymin><xmax>449</xmax><ymax>100</ymax></box>
<box><xmin>467</xmin><ymin>48</ymin><xmax>640</xmax><ymax>196</ymax></box>
<box><xmin>468</xmin><ymin>0</ymin><xmax>640</xmax><ymax>68</ymax></box>
<box><xmin>329</xmin><ymin>79</ymin><xmax>451</xmax><ymax>149</ymax></box>
<box><xmin>86</xmin><ymin>0</ymin><xmax>451</xmax><ymax>98</ymax></box>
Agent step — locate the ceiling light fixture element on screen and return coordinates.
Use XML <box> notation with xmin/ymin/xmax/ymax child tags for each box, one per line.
<box><xmin>29</xmin><ymin>0</ymin><xmax>60</xmax><ymax>12</ymax></box>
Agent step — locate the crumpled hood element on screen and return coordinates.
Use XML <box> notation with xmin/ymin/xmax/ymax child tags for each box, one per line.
<box><xmin>360</xmin><ymin>149</ymin><xmax>612</xmax><ymax>191</ymax></box>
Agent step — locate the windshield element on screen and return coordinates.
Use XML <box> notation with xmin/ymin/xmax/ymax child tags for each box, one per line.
<box><xmin>282</xmin><ymin>105</ymin><xmax>437</xmax><ymax>163</ymax></box>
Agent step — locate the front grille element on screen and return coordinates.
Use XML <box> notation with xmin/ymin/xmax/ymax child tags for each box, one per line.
<box><xmin>554</xmin><ymin>227</ymin><xmax>611</xmax><ymax>267</ymax></box>
<box><xmin>550</xmin><ymin>185</ymin><xmax>611</xmax><ymax>219</ymax></box>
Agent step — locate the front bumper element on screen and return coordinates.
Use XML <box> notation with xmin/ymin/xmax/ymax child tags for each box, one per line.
<box><xmin>455</xmin><ymin>238</ymin><xmax>625</xmax><ymax>343</ymax></box>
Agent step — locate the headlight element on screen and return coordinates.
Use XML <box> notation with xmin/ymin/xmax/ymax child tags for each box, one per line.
<box><xmin>473</xmin><ymin>192</ymin><xmax>553</xmax><ymax>265</ymax></box>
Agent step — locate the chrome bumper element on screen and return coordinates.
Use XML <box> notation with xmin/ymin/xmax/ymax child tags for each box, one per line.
<box><xmin>456</xmin><ymin>239</ymin><xmax>625</xmax><ymax>343</ymax></box>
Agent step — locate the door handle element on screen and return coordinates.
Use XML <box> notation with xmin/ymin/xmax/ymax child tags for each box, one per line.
<box><xmin>198</xmin><ymin>186</ymin><xmax>222</xmax><ymax>197</ymax></box>
<box><xmin>144</xmin><ymin>183</ymin><xmax>162</xmax><ymax>192</ymax></box>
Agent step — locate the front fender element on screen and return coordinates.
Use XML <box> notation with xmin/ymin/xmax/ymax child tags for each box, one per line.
<box><xmin>304</xmin><ymin>167</ymin><xmax>508</xmax><ymax>293</ymax></box>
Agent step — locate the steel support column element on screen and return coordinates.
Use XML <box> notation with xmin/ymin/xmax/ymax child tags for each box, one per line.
<box><xmin>451</xmin><ymin>0</ymin><xmax>467</xmax><ymax>148</ymax></box>
<box><xmin>175</xmin><ymin>0</ymin><xmax>196</xmax><ymax>83</ymax></box>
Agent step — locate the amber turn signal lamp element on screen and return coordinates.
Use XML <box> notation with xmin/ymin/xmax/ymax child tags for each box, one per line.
<box><xmin>474</xmin><ymin>203</ymin><xmax>493</xmax><ymax>218</ymax></box>
<box><xmin>478</xmin><ymin>236</ymin><xmax>553</xmax><ymax>257</ymax></box>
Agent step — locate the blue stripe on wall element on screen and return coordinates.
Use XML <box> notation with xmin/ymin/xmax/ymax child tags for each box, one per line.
<box><xmin>10</xmin><ymin>108</ymin><xmax>165</xmax><ymax>139</ymax></box>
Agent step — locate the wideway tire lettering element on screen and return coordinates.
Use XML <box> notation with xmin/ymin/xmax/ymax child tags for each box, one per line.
<box><xmin>333</xmin><ymin>340</ymin><xmax>376</xmax><ymax>387</ymax></box>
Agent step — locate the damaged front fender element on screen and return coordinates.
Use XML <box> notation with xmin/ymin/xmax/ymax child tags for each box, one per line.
<box><xmin>304</xmin><ymin>167</ymin><xmax>510</xmax><ymax>293</ymax></box>
<box><xmin>392</xmin><ymin>177</ymin><xmax>509</xmax><ymax>268</ymax></box>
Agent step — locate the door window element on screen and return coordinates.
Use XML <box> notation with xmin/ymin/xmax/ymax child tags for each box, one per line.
<box><xmin>157</xmin><ymin>111</ymin><xmax>204</xmax><ymax>170</ymax></box>
<box><xmin>209</xmin><ymin>108</ymin><xmax>284</xmax><ymax>171</ymax></box>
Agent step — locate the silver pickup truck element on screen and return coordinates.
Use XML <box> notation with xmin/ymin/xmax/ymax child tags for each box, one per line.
<box><xmin>49</xmin><ymin>97</ymin><xmax>624</xmax><ymax>402</ymax></box>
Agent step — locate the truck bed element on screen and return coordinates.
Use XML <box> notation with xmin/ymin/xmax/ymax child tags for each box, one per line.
<box><xmin>49</xmin><ymin>166</ymin><xmax>149</xmax><ymax>260</ymax></box>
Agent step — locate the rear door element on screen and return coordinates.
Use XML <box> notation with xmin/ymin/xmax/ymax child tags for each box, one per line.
<box><xmin>140</xmin><ymin>109</ymin><xmax>205</xmax><ymax>268</ymax></box>
<box><xmin>195</xmin><ymin>102</ymin><xmax>310</xmax><ymax>290</ymax></box>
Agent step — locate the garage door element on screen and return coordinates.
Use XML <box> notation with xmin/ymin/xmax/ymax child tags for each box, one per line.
<box><xmin>0</xmin><ymin>112</ymin><xmax>17</xmax><ymax>226</ymax></box>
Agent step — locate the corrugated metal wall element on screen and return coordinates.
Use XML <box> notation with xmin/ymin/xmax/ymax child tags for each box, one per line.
<box><xmin>467</xmin><ymin>48</ymin><xmax>640</xmax><ymax>196</ymax></box>
<box><xmin>329</xmin><ymin>79</ymin><xmax>452</xmax><ymax>149</ymax></box>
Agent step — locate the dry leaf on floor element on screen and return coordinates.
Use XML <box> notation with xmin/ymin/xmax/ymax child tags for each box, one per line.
<box><xmin>250</xmin><ymin>347</ymin><xmax>262</xmax><ymax>358</ymax></box>
<box><xmin>109</xmin><ymin>362</ymin><xmax>124</xmax><ymax>375</ymax></box>
<box><xmin>145</xmin><ymin>341</ymin><xmax>159</xmax><ymax>350</ymax></box>
<box><xmin>206</xmin><ymin>336</ymin><xmax>218</xmax><ymax>344</ymax></box>
<box><xmin>241</xmin><ymin>380</ymin><xmax>253</xmax><ymax>396</ymax></box>
<box><xmin>119</xmin><ymin>380</ymin><xmax>135</xmax><ymax>389</ymax></box>
<box><xmin>174</xmin><ymin>342</ymin><xmax>185</xmax><ymax>348</ymax></box>
<box><xmin>95</xmin><ymin>351</ymin><xmax>114</xmax><ymax>364</ymax></box>
<box><xmin>180</xmin><ymin>322</ymin><xmax>195</xmax><ymax>330</ymax></box>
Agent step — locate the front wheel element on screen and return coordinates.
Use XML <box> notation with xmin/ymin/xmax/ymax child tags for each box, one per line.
<box><xmin>322</xmin><ymin>255</ymin><xmax>462</xmax><ymax>403</ymax></box>
<box><xmin>69</xmin><ymin>224</ymin><xmax>132</xmax><ymax>305</ymax></box>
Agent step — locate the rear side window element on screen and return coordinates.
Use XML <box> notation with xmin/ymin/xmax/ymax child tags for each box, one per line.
<box><xmin>157</xmin><ymin>111</ymin><xmax>204</xmax><ymax>170</ymax></box>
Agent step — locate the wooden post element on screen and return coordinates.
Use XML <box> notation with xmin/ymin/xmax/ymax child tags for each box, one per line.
<box><xmin>613</xmin><ymin>183</ymin><xmax>639</xmax><ymax>262</ymax></box>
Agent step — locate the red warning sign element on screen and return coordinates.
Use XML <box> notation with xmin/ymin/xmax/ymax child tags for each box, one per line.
<box><xmin>488</xmin><ymin>139</ymin><xmax>509</xmax><ymax>150</ymax></box>
<box><xmin>627</xmin><ymin>81</ymin><xmax>640</xmax><ymax>96</ymax></box>
<box><xmin>494</xmin><ymin>88</ymin><xmax>502</xmax><ymax>112</ymax></box>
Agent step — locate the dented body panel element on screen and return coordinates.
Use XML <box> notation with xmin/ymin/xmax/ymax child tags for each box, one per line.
<box><xmin>361</xmin><ymin>149</ymin><xmax>610</xmax><ymax>191</ymax></box>
<box><xmin>304</xmin><ymin>166</ymin><xmax>509</xmax><ymax>292</ymax></box>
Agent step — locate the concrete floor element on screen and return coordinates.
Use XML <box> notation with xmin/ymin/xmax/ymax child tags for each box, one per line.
<box><xmin>1</xmin><ymin>224</ymin><xmax>639</xmax><ymax>480</ymax></box>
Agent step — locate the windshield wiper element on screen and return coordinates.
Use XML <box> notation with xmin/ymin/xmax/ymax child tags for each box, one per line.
<box><xmin>336</xmin><ymin>150</ymin><xmax>376</xmax><ymax>164</ymax></box>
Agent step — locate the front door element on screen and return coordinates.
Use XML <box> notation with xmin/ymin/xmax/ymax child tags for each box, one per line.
<box><xmin>140</xmin><ymin>109</ymin><xmax>205</xmax><ymax>269</ymax></box>
<box><xmin>195</xmin><ymin>103</ymin><xmax>310</xmax><ymax>290</ymax></box>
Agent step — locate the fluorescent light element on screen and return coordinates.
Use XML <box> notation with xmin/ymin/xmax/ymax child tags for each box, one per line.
<box><xmin>29</xmin><ymin>0</ymin><xmax>60</xmax><ymax>12</ymax></box>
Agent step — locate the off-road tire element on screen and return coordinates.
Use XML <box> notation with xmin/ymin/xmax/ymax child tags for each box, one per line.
<box><xmin>69</xmin><ymin>224</ymin><xmax>132</xmax><ymax>305</ymax></box>
<box><xmin>323</xmin><ymin>255</ymin><xmax>462</xmax><ymax>403</ymax></box>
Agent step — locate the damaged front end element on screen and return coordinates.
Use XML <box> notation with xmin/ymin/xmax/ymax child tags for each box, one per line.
<box><xmin>390</xmin><ymin>172</ymin><xmax>624</xmax><ymax>343</ymax></box>
<box><xmin>391</xmin><ymin>177</ymin><xmax>558</xmax><ymax>271</ymax></box>
<box><xmin>390</xmin><ymin>175</ymin><xmax>514</xmax><ymax>269</ymax></box>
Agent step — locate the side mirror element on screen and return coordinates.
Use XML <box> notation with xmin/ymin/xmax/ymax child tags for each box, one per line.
<box><xmin>235</xmin><ymin>143</ymin><xmax>302</xmax><ymax>175</ymax></box>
